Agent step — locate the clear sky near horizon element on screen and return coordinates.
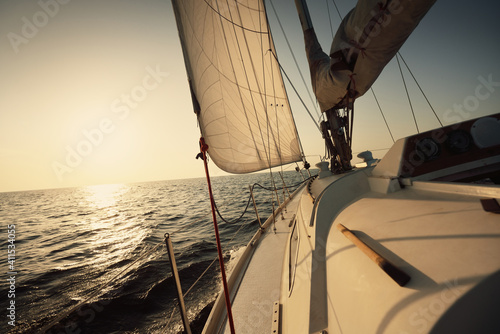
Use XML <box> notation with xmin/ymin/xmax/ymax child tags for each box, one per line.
<box><xmin>1</xmin><ymin>0</ymin><xmax>499</xmax><ymax>192</ymax></box>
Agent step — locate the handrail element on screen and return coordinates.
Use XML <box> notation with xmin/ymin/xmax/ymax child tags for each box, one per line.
<box><xmin>337</xmin><ymin>224</ymin><xmax>411</xmax><ymax>287</ymax></box>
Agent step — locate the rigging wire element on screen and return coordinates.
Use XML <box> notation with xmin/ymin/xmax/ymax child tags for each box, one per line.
<box><xmin>370</xmin><ymin>87</ymin><xmax>395</xmax><ymax>143</ymax></box>
<box><xmin>253</xmin><ymin>175</ymin><xmax>314</xmax><ymax>192</ymax></box>
<box><xmin>268</xmin><ymin>0</ymin><xmax>321</xmax><ymax>120</ymax></box>
<box><xmin>326</xmin><ymin>0</ymin><xmax>397</xmax><ymax>146</ymax></box>
<box><xmin>261</xmin><ymin>0</ymin><xmax>275</xmax><ymax>175</ymax></box>
<box><xmin>263</xmin><ymin>3</ymin><xmax>309</xmax><ymax>166</ymax></box>
<box><xmin>258</xmin><ymin>1</ymin><xmax>286</xmax><ymax>210</ymax></box>
<box><xmin>325</xmin><ymin>0</ymin><xmax>335</xmax><ymax>40</ymax></box>
<box><xmin>330</xmin><ymin>0</ymin><xmax>343</xmax><ymax>21</ymax></box>
<box><xmin>397</xmin><ymin>52</ymin><xmax>443</xmax><ymax>127</ymax></box>
<box><xmin>213</xmin><ymin>174</ymin><xmax>311</xmax><ymax>226</ymax></box>
<box><xmin>396</xmin><ymin>53</ymin><xmax>420</xmax><ymax>133</ymax></box>
<box><xmin>270</xmin><ymin>51</ymin><xmax>321</xmax><ymax>133</ymax></box>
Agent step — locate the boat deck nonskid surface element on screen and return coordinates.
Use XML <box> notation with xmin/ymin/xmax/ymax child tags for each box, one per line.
<box><xmin>324</xmin><ymin>183</ymin><xmax>500</xmax><ymax>333</ymax></box>
<box><xmin>222</xmin><ymin>192</ymin><xmax>301</xmax><ymax>334</ymax></box>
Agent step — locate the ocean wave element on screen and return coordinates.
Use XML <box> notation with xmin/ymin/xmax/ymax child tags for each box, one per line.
<box><xmin>0</xmin><ymin>171</ymin><xmax>304</xmax><ymax>333</ymax></box>
<box><xmin>47</xmin><ymin>212</ymin><xmax>72</xmax><ymax>219</ymax></box>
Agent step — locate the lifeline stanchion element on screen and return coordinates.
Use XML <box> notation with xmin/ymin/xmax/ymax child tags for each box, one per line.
<box><xmin>164</xmin><ymin>233</ymin><xmax>192</xmax><ymax>334</ymax></box>
<box><xmin>279</xmin><ymin>171</ymin><xmax>291</xmax><ymax>200</ymax></box>
<box><xmin>198</xmin><ymin>137</ymin><xmax>236</xmax><ymax>334</ymax></box>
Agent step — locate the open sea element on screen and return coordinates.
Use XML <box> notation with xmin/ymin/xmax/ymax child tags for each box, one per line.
<box><xmin>0</xmin><ymin>171</ymin><xmax>308</xmax><ymax>333</ymax></box>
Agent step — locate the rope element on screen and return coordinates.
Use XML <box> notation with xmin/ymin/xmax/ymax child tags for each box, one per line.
<box><xmin>214</xmin><ymin>192</ymin><xmax>253</xmax><ymax>224</ymax></box>
<box><xmin>168</xmin><ymin>183</ymin><xmax>251</xmax><ymax>238</ymax></box>
<box><xmin>199</xmin><ymin>137</ymin><xmax>236</xmax><ymax>334</ymax></box>
<box><xmin>214</xmin><ymin>174</ymin><xmax>312</xmax><ymax>224</ymax></box>
<box><xmin>164</xmin><ymin>171</ymin><xmax>315</xmax><ymax>330</ymax></box>
<box><xmin>253</xmin><ymin>175</ymin><xmax>315</xmax><ymax>192</ymax></box>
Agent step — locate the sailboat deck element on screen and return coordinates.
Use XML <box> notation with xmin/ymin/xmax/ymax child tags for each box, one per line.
<box><xmin>222</xmin><ymin>191</ymin><xmax>302</xmax><ymax>334</ymax></box>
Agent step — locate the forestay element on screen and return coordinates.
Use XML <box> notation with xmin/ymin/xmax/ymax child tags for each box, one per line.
<box><xmin>172</xmin><ymin>0</ymin><xmax>302</xmax><ymax>173</ymax></box>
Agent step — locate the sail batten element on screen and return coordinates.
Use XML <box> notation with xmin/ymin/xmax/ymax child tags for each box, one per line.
<box><xmin>172</xmin><ymin>0</ymin><xmax>302</xmax><ymax>174</ymax></box>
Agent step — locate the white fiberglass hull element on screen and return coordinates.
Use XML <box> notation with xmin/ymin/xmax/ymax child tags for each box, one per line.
<box><xmin>204</xmin><ymin>114</ymin><xmax>500</xmax><ymax>334</ymax></box>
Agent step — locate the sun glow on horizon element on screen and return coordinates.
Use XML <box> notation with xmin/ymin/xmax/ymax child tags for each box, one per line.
<box><xmin>1</xmin><ymin>1</ymin><xmax>499</xmax><ymax>192</ymax></box>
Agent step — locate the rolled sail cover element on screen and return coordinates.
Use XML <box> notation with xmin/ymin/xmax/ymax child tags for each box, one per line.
<box><xmin>306</xmin><ymin>0</ymin><xmax>437</xmax><ymax>111</ymax></box>
<box><xmin>171</xmin><ymin>0</ymin><xmax>302</xmax><ymax>173</ymax></box>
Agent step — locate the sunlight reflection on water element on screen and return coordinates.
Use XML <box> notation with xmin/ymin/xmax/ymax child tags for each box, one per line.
<box><xmin>77</xmin><ymin>184</ymin><xmax>151</xmax><ymax>273</ymax></box>
<box><xmin>82</xmin><ymin>183</ymin><xmax>130</xmax><ymax>209</ymax></box>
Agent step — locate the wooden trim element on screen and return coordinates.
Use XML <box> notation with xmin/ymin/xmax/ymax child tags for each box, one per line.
<box><xmin>337</xmin><ymin>224</ymin><xmax>411</xmax><ymax>287</ymax></box>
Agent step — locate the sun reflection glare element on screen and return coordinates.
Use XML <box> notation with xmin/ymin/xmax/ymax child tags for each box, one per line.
<box><xmin>83</xmin><ymin>183</ymin><xmax>129</xmax><ymax>209</ymax></box>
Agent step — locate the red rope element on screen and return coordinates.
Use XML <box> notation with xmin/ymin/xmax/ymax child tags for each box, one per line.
<box><xmin>348</xmin><ymin>39</ymin><xmax>367</xmax><ymax>58</ymax></box>
<box><xmin>199</xmin><ymin>137</ymin><xmax>236</xmax><ymax>334</ymax></box>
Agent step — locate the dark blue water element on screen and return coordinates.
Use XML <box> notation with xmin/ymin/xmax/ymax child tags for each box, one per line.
<box><xmin>0</xmin><ymin>171</ymin><xmax>307</xmax><ymax>333</ymax></box>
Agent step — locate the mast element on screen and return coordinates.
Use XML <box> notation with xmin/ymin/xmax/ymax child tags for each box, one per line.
<box><xmin>294</xmin><ymin>0</ymin><xmax>313</xmax><ymax>31</ymax></box>
<box><xmin>294</xmin><ymin>0</ymin><xmax>437</xmax><ymax>173</ymax></box>
<box><xmin>294</xmin><ymin>0</ymin><xmax>353</xmax><ymax>173</ymax></box>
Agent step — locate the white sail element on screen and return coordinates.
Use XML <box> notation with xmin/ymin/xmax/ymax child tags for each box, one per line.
<box><xmin>304</xmin><ymin>0</ymin><xmax>437</xmax><ymax>111</ymax></box>
<box><xmin>172</xmin><ymin>0</ymin><xmax>303</xmax><ymax>173</ymax></box>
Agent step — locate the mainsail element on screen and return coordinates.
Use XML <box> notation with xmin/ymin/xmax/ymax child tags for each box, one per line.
<box><xmin>299</xmin><ymin>0</ymin><xmax>437</xmax><ymax>111</ymax></box>
<box><xmin>172</xmin><ymin>0</ymin><xmax>303</xmax><ymax>174</ymax></box>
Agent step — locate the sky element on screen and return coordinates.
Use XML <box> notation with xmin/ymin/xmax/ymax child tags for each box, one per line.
<box><xmin>1</xmin><ymin>0</ymin><xmax>499</xmax><ymax>192</ymax></box>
